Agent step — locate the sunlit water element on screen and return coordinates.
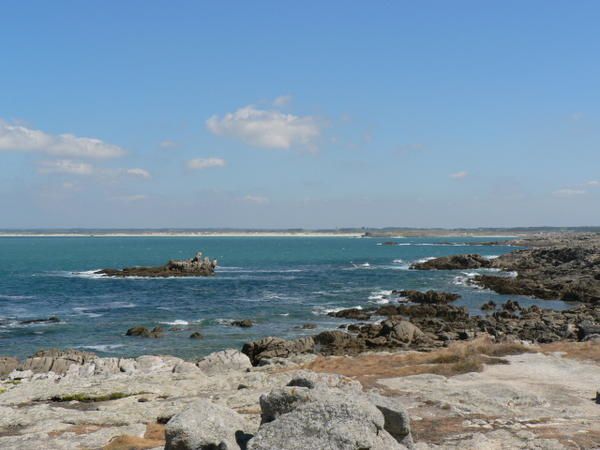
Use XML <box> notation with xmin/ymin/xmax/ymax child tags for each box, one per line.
<box><xmin>0</xmin><ymin>236</ymin><xmax>570</xmax><ymax>359</ymax></box>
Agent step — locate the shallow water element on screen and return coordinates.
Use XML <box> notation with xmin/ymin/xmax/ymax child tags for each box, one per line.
<box><xmin>0</xmin><ymin>236</ymin><xmax>570</xmax><ymax>359</ymax></box>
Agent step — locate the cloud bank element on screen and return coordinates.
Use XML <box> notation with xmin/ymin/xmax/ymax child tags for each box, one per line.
<box><xmin>0</xmin><ymin>121</ymin><xmax>125</xmax><ymax>159</ymax></box>
<box><xmin>206</xmin><ymin>105</ymin><xmax>320</xmax><ymax>150</ymax></box>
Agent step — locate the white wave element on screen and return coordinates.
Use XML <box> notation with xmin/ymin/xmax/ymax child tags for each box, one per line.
<box><xmin>215</xmin><ymin>318</ymin><xmax>234</xmax><ymax>325</ymax></box>
<box><xmin>73</xmin><ymin>302</ymin><xmax>136</xmax><ymax>316</ymax></box>
<box><xmin>70</xmin><ymin>270</ymin><xmax>107</xmax><ymax>279</ymax></box>
<box><xmin>415</xmin><ymin>256</ymin><xmax>436</xmax><ymax>264</ymax></box>
<box><xmin>506</xmin><ymin>271</ymin><xmax>518</xmax><ymax>278</ymax></box>
<box><xmin>77</xmin><ymin>344</ymin><xmax>125</xmax><ymax>352</ymax></box>
<box><xmin>484</xmin><ymin>255</ymin><xmax>500</xmax><ymax>259</ymax></box>
<box><xmin>159</xmin><ymin>320</ymin><xmax>189</xmax><ymax>326</ymax></box>
<box><xmin>279</xmin><ymin>313</ymin><xmax>290</xmax><ymax>316</ymax></box>
<box><xmin>312</xmin><ymin>305</ymin><xmax>363</xmax><ymax>316</ymax></box>
<box><xmin>368</xmin><ymin>289</ymin><xmax>393</xmax><ymax>303</ymax></box>
<box><xmin>392</xmin><ymin>259</ymin><xmax>404</xmax><ymax>264</ymax></box>
<box><xmin>0</xmin><ymin>294</ymin><xmax>35</xmax><ymax>300</ymax></box>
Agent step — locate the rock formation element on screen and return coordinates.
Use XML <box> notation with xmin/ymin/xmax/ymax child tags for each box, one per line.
<box><xmin>95</xmin><ymin>251</ymin><xmax>217</xmax><ymax>277</ymax></box>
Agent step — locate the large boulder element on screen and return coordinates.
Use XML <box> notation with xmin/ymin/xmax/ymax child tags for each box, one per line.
<box><xmin>381</xmin><ymin>320</ymin><xmax>424</xmax><ymax>344</ymax></box>
<box><xmin>248</xmin><ymin>391</ymin><xmax>405</xmax><ymax>450</ymax></box>
<box><xmin>20</xmin><ymin>349</ymin><xmax>96</xmax><ymax>375</ymax></box>
<box><xmin>242</xmin><ymin>337</ymin><xmax>315</xmax><ymax>366</ymax></box>
<box><xmin>249</xmin><ymin>374</ymin><xmax>411</xmax><ymax>449</ymax></box>
<box><xmin>369</xmin><ymin>393</ymin><xmax>414</xmax><ymax>448</ymax></box>
<box><xmin>313</xmin><ymin>330</ymin><xmax>365</xmax><ymax>355</ymax></box>
<box><xmin>196</xmin><ymin>349</ymin><xmax>252</xmax><ymax>375</ymax></box>
<box><xmin>165</xmin><ymin>399</ymin><xmax>251</xmax><ymax>450</ymax></box>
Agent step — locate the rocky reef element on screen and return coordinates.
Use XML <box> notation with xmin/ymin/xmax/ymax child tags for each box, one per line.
<box><xmin>95</xmin><ymin>251</ymin><xmax>217</xmax><ymax>277</ymax></box>
<box><xmin>410</xmin><ymin>233</ymin><xmax>600</xmax><ymax>304</ymax></box>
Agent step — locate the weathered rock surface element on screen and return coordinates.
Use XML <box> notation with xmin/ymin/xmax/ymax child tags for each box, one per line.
<box><xmin>21</xmin><ymin>349</ymin><xmax>96</xmax><ymax>375</ymax></box>
<box><xmin>165</xmin><ymin>399</ymin><xmax>251</xmax><ymax>450</ymax></box>
<box><xmin>126</xmin><ymin>325</ymin><xmax>164</xmax><ymax>338</ymax></box>
<box><xmin>196</xmin><ymin>349</ymin><xmax>252</xmax><ymax>375</ymax></box>
<box><xmin>96</xmin><ymin>251</ymin><xmax>217</xmax><ymax>278</ymax></box>
<box><xmin>248</xmin><ymin>375</ymin><xmax>408</xmax><ymax>450</ymax></box>
<box><xmin>0</xmin><ymin>357</ymin><xmax>19</xmax><ymax>378</ymax></box>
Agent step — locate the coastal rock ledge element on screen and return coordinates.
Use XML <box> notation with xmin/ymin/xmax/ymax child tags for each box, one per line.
<box><xmin>95</xmin><ymin>251</ymin><xmax>217</xmax><ymax>277</ymax></box>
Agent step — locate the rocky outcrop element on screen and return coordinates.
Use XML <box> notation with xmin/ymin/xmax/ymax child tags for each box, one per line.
<box><xmin>96</xmin><ymin>251</ymin><xmax>217</xmax><ymax>278</ymax></box>
<box><xmin>165</xmin><ymin>399</ymin><xmax>251</xmax><ymax>450</ymax></box>
<box><xmin>231</xmin><ymin>319</ymin><xmax>253</xmax><ymax>328</ymax></box>
<box><xmin>247</xmin><ymin>375</ymin><xmax>410</xmax><ymax>449</ymax></box>
<box><xmin>394</xmin><ymin>290</ymin><xmax>460</xmax><ymax>304</ymax></box>
<box><xmin>242</xmin><ymin>337</ymin><xmax>315</xmax><ymax>366</ymax></box>
<box><xmin>328</xmin><ymin>308</ymin><xmax>372</xmax><ymax>320</ymax></box>
<box><xmin>20</xmin><ymin>349</ymin><xmax>96</xmax><ymax>375</ymax></box>
<box><xmin>411</xmin><ymin>235</ymin><xmax>600</xmax><ymax>303</ymax></box>
<box><xmin>126</xmin><ymin>326</ymin><xmax>164</xmax><ymax>338</ymax></box>
<box><xmin>196</xmin><ymin>349</ymin><xmax>252</xmax><ymax>375</ymax></box>
<box><xmin>411</xmin><ymin>254</ymin><xmax>492</xmax><ymax>270</ymax></box>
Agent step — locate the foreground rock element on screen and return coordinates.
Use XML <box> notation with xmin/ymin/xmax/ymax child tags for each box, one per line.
<box><xmin>165</xmin><ymin>398</ymin><xmax>251</xmax><ymax>450</ymax></box>
<box><xmin>247</xmin><ymin>374</ymin><xmax>410</xmax><ymax>449</ymax></box>
<box><xmin>95</xmin><ymin>251</ymin><xmax>217</xmax><ymax>277</ymax></box>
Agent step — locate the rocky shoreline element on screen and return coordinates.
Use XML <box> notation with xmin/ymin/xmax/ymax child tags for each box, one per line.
<box><xmin>2</xmin><ymin>233</ymin><xmax>600</xmax><ymax>449</ymax></box>
<box><xmin>411</xmin><ymin>233</ymin><xmax>600</xmax><ymax>304</ymax></box>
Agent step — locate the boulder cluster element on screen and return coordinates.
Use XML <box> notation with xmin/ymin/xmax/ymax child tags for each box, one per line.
<box><xmin>165</xmin><ymin>372</ymin><xmax>413</xmax><ymax>450</ymax></box>
<box><xmin>241</xmin><ymin>301</ymin><xmax>600</xmax><ymax>365</ymax></box>
<box><xmin>410</xmin><ymin>235</ymin><xmax>600</xmax><ymax>304</ymax></box>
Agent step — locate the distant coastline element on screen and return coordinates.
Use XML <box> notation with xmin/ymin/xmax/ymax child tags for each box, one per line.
<box><xmin>0</xmin><ymin>226</ymin><xmax>597</xmax><ymax>238</ymax></box>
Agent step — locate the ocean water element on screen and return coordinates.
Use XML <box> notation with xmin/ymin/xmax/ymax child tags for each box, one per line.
<box><xmin>0</xmin><ymin>236</ymin><xmax>570</xmax><ymax>359</ymax></box>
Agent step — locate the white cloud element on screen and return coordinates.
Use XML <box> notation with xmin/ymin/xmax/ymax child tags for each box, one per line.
<box><xmin>0</xmin><ymin>121</ymin><xmax>125</xmax><ymax>159</ymax></box>
<box><xmin>553</xmin><ymin>188</ymin><xmax>587</xmax><ymax>197</ymax></box>
<box><xmin>159</xmin><ymin>140</ymin><xmax>178</xmax><ymax>149</ymax></box>
<box><xmin>206</xmin><ymin>105</ymin><xmax>320</xmax><ymax>150</ymax></box>
<box><xmin>125</xmin><ymin>168</ymin><xmax>151</xmax><ymax>178</ymax></box>
<box><xmin>186</xmin><ymin>157</ymin><xmax>226</xmax><ymax>170</ymax></box>
<box><xmin>586</xmin><ymin>180</ymin><xmax>600</xmax><ymax>187</ymax></box>
<box><xmin>273</xmin><ymin>95</ymin><xmax>292</xmax><ymax>107</ymax></box>
<box><xmin>37</xmin><ymin>160</ymin><xmax>94</xmax><ymax>175</ymax></box>
<box><xmin>450</xmin><ymin>171</ymin><xmax>468</xmax><ymax>179</ymax></box>
<box><xmin>243</xmin><ymin>195</ymin><xmax>269</xmax><ymax>204</ymax></box>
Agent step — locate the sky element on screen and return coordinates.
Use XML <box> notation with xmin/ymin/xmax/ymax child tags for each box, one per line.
<box><xmin>1</xmin><ymin>1</ymin><xmax>599</xmax><ymax>229</ymax></box>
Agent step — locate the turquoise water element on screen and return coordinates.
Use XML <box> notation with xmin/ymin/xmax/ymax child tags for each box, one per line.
<box><xmin>0</xmin><ymin>236</ymin><xmax>570</xmax><ymax>359</ymax></box>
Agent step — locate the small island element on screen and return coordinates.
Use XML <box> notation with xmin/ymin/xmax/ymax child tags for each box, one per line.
<box><xmin>95</xmin><ymin>251</ymin><xmax>217</xmax><ymax>277</ymax></box>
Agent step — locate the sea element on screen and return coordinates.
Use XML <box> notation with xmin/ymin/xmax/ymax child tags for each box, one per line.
<box><xmin>0</xmin><ymin>236</ymin><xmax>570</xmax><ymax>360</ymax></box>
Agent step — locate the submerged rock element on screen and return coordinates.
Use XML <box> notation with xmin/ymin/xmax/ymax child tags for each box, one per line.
<box><xmin>231</xmin><ymin>319</ymin><xmax>254</xmax><ymax>328</ymax></box>
<box><xmin>126</xmin><ymin>326</ymin><xmax>164</xmax><ymax>338</ymax></box>
<box><xmin>96</xmin><ymin>251</ymin><xmax>217</xmax><ymax>278</ymax></box>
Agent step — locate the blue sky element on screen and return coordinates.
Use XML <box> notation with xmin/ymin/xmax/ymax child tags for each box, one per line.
<box><xmin>1</xmin><ymin>1</ymin><xmax>599</xmax><ymax>228</ymax></box>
